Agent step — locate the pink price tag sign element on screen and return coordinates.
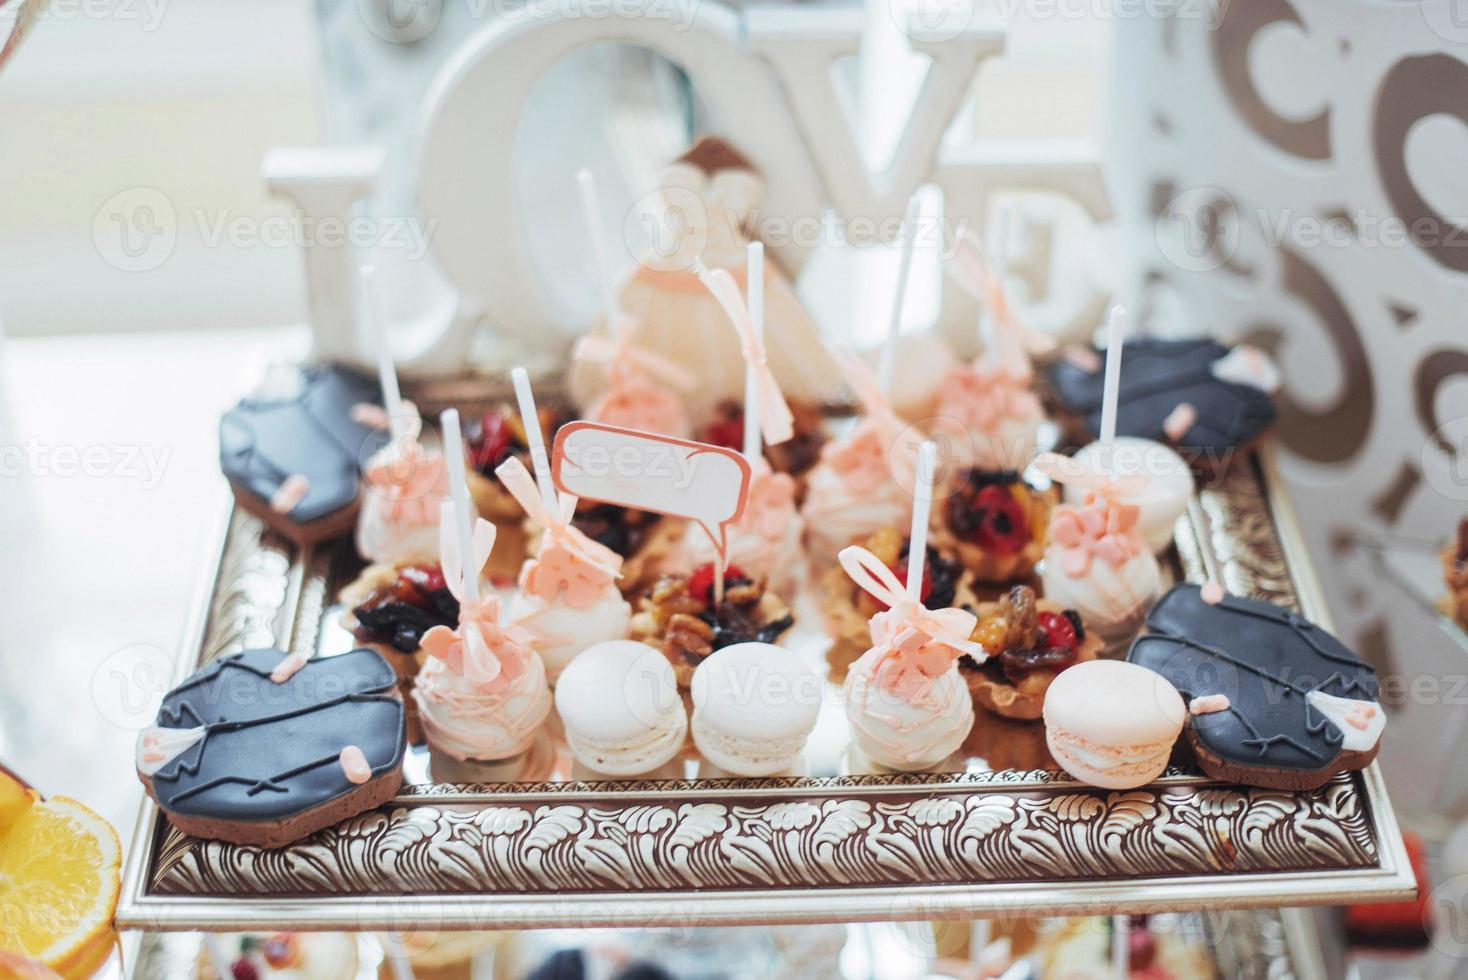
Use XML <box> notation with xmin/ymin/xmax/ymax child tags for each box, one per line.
<box><xmin>551</xmin><ymin>421</ymin><xmax>753</xmax><ymax>564</ymax></box>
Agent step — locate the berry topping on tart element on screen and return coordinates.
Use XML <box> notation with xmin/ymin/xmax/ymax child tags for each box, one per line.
<box><xmin>571</xmin><ymin>502</ymin><xmax>661</xmax><ymax>559</ymax></box>
<box><xmin>698</xmin><ymin>399</ymin><xmax>827</xmax><ymax>478</ymax></box>
<box><xmin>351</xmin><ymin>564</ymin><xmax>459</xmax><ymax>654</ymax></box>
<box><xmin>966</xmin><ymin>585</ymin><xmax>1085</xmax><ymax>688</ymax></box>
<box><xmin>631</xmin><ymin>570</ymin><xmax>795</xmax><ymax>683</ymax></box>
<box><xmin>851</xmin><ymin>527</ymin><xmax>960</xmax><ymax>615</ymax></box>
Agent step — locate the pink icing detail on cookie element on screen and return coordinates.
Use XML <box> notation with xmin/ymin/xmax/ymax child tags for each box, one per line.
<box><xmin>1064</xmin><ymin>346</ymin><xmax>1103</xmax><ymax>372</ymax></box>
<box><xmin>339</xmin><ymin>745</ymin><xmax>371</xmax><ymax>784</ymax></box>
<box><xmin>352</xmin><ymin>402</ymin><xmax>390</xmax><ymax>428</ymax></box>
<box><xmin>1190</xmin><ymin>694</ymin><xmax>1231</xmax><ymax>715</ymax></box>
<box><xmin>1201</xmin><ymin>580</ymin><xmax>1226</xmax><ymax>605</ymax></box>
<box><xmin>270</xmin><ymin>474</ymin><xmax>310</xmax><ymax>514</ymax></box>
<box><xmin>269</xmin><ymin>652</ymin><xmax>308</xmax><ymax>684</ymax></box>
<box><xmin>1049</xmin><ymin>494</ymin><xmax>1146</xmax><ymax>577</ymax></box>
<box><xmin>1163</xmin><ymin>402</ymin><xmax>1198</xmax><ymax>442</ymax></box>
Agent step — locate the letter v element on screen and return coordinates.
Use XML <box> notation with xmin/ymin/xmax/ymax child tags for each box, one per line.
<box><xmin>747</xmin><ymin>8</ymin><xmax>1004</xmax><ymax>218</ymax></box>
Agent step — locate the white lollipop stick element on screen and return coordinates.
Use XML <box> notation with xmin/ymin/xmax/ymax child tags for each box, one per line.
<box><xmin>385</xmin><ymin>933</ymin><xmax>418</xmax><ymax>980</ymax></box>
<box><xmin>907</xmin><ymin>441</ymin><xmax>937</xmax><ymax>600</ymax></box>
<box><xmin>878</xmin><ymin>194</ymin><xmax>922</xmax><ymax>397</ymax></box>
<box><xmin>511</xmin><ymin>367</ymin><xmax>558</xmax><ymax>514</ymax></box>
<box><xmin>577</xmin><ymin>167</ymin><xmax>621</xmax><ymax>335</ymax></box>
<box><xmin>744</xmin><ymin>240</ymin><xmax>765</xmax><ymax>462</ymax></box>
<box><xmin>361</xmin><ymin>264</ymin><xmax>409</xmax><ymax>445</ymax></box>
<box><xmin>1099</xmin><ymin>304</ymin><xmax>1128</xmax><ymax>452</ymax></box>
<box><xmin>439</xmin><ymin>408</ymin><xmax>479</xmax><ymax>604</ymax></box>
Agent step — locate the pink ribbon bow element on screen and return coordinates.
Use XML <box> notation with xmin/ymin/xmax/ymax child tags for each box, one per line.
<box><xmin>419</xmin><ymin>508</ymin><xmax>536</xmax><ymax>690</ymax></box>
<box><xmin>495</xmin><ymin>456</ymin><xmax>622</xmax><ymax>607</ymax></box>
<box><xmin>1032</xmin><ymin>451</ymin><xmax>1151</xmax><ymax>500</ymax></box>
<box><xmin>826</xmin><ymin>348</ymin><xmax>915</xmax><ymax>494</ymax></box>
<box><xmin>940</xmin><ymin>362</ymin><xmax>1043</xmax><ymax>434</ymax></box>
<box><xmin>946</xmin><ymin>228</ymin><xmax>1056</xmax><ymax>380</ymax></box>
<box><xmin>1049</xmin><ymin>494</ymin><xmax>1146</xmax><ymax>577</ymax></box>
<box><xmin>743</xmin><ymin>466</ymin><xmax>797</xmax><ymax>541</ymax></box>
<box><xmin>696</xmin><ymin>265</ymin><xmax>795</xmax><ymax>447</ymax></box>
<box><xmin>838</xmin><ymin>545</ymin><xmax>987</xmax><ymax>698</ymax></box>
<box><xmin>362</xmin><ymin>439</ymin><xmax>448</xmax><ymax>526</ymax></box>
<box><xmin>574</xmin><ymin>313</ymin><xmax>698</xmax><ymax>393</ymax></box>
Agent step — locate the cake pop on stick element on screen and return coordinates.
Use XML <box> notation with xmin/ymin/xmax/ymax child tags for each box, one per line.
<box><xmin>571</xmin><ymin>167</ymin><xmax>692</xmax><ymax>437</ymax></box>
<box><xmin>1035</xmin><ymin>309</ymin><xmax>1163</xmax><ymax>648</ymax></box>
<box><xmin>412</xmin><ymin>409</ymin><xmax>552</xmax><ymax>781</ymax></box>
<box><xmin>353</xmin><ymin>265</ymin><xmax>453</xmax><ymax>566</ymax></box>
<box><xmin>931</xmin><ymin>202</ymin><xmax>1049</xmax><ymax>473</ymax></box>
<box><xmin>501</xmin><ymin>371</ymin><xmax>630</xmax><ymax>683</ymax></box>
<box><xmin>1062</xmin><ymin>306</ymin><xmax>1195</xmax><ymax>552</ymax></box>
<box><xmin>669</xmin><ymin>244</ymin><xmax>804</xmax><ymax>597</ymax></box>
<box><xmin>841</xmin><ymin>441</ymin><xmax>982</xmax><ymax>771</ymax></box>
<box><xmin>879</xmin><ymin>194</ymin><xmax>922</xmax><ymax>398</ymax></box>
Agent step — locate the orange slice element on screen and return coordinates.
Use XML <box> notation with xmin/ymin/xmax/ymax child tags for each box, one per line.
<box><xmin>0</xmin><ymin>794</ymin><xmax>120</xmax><ymax>979</ymax></box>
<box><xmin>0</xmin><ymin>766</ymin><xmax>38</xmax><ymax>830</ymax></box>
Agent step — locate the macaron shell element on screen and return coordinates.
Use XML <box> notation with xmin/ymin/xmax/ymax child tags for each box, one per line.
<box><xmin>690</xmin><ymin>715</ymin><xmax>805</xmax><ymax>777</ymax></box>
<box><xmin>1046</xmin><ymin>727</ymin><xmax>1171</xmax><ymax>790</ymax></box>
<box><xmin>690</xmin><ymin>642</ymin><xmax>821</xmax><ymax>739</ymax></box>
<box><xmin>555</xmin><ymin>641</ymin><xmax>682</xmax><ymax>745</ymax></box>
<box><xmin>1042</xmin><ymin>660</ymin><xmax>1185</xmax><ymax>746</ymax></box>
<box><xmin>565</xmin><ymin>708</ymin><xmax>687</xmax><ymax>777</ymax></box>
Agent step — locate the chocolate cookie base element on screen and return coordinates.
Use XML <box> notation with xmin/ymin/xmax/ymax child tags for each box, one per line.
<box><xmin>144</xmin><ymin>765</ymin><xmax>403</xmax><ymax>849</ymax></box>
<box><xmin>230</xmin><ymin>482</ymin><xmax>360</xmax><ymax>548</ymax></box>
<box><xmin>1186</xmin><ymin>727</ymin><xmax>1380</xmax><ymax>791</ymax></box>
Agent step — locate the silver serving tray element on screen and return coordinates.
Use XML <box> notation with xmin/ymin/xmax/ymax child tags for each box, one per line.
<box><xmin>117</xmin><ymin>443</ymin><xmax>1414</xmax><ymax>932</ymax></box>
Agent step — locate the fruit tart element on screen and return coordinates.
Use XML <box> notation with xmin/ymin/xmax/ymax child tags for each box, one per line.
<box><xmin>961</xmin><ymin>584</ymin><xmax>1102</xmax><ymax>720</ymax></box>
<box><xmin>822</xmin><ymin>526</ymin><xmax>973</xmax><ymax>680</ymax></box>
<box><xmin>462</xmin><ymin>403</ymin><xmax>569</xmax><ymax>523</ymax></box>
<box><xmin>1442</xmin><ymin>518</ymin><xmax>1468</xmax><ymax>629</ymax></box>
<box><xmin>698</xmin><ymin>398</ymin><xmax>828</xmax><ymax>484</ymax></box>
<box><xmin>339</xmin><ymin>561</ymin><xmax>460</xmax><ymax>742</ymax></box>
<box><xmin>629</xmin><ymin>563</ymin><xmax>795</xmax><ymax>689</ymax></box>
<box><xmin>933</xmin><ymin>469</ymin><xmax>1055</xmax><ymax>583</ymax></box>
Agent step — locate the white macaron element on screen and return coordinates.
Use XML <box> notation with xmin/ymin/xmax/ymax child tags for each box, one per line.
<box><xmin>553</xmin><ymin>640</ymin><xmax>686</xmax><ymax>777</ymax></box>
<box><xmin>690</xmin><ymin>642</ymin><xmax>821</xmax><ymax>776</ymax></box>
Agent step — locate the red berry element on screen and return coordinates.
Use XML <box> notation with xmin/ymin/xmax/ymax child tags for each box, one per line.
<box><xmin>1037</xmin><ymin>610</ymin><xmax>1078</xmax><ymax>652</ymax></box>
<box><xmin>468</xmin><ymin>412</ymin><xmax>512</xmax><ymax>469</ymax></box>
<box><xmin>701</xmin><ymin>412</ymin><xmax>745</xmax><ymax>452</ymax></box>
<box><xmin>390</xmin><ymin>565</ymin><xmax>446</xmax><ymax>608</ymax></box>
<box><xmin>688</xmin><ymin>562</ymin><xmax>745</xmax><ymax>604</ymax></box>
<box><xmin>884</xmin><ymin>560</ymin><xmax>933</xmax><ymax>609</ymax></box>
<box><xmin>231</xmin><ymin>959</ymin><xmax>260</xmax><ymax>980</ymax></box>
<box><xmin>970</xmin><ymin>485</ymin><xmax>1027</xmax><ymax>554</ymax></box>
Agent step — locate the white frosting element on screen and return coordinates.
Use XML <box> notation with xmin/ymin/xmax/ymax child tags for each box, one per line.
<box><xmin>355</xmin><ymin>502</ymin><xmax>442</xmax><ymax>565</ymax></box>
<box><xmin>412</xmin><ymin>655</ymin><xmax>552</xmax><ymax>762</ymax></box>
<box><xmin>135</xmin><ymin>725</ymin><xmax>206</xmax><ymax>777</ymax></box>
<box><xmin>843</xmin><ymin>656</ymin><xmax>973</xmax><ymax>771</ymax></box>
<box><xmin>1039</xmin><ymin>548</ymin><xmax>1162</xmax><ymax>645</ymax></box>
<box><xmin>800</xmin><ymin>464</ymin><xmax>914</xmax><ymax>569</ymax></box>
<box><xmin>1068</xmin><ymin>437</ymin><xmax>1195</xmax><ymax>553</ymax></box>
<box><xmin>1210</xmin><ymin>344</ymin><xmax>1282</xmax><ymax>394</ymax></box>
<box><xmin>1307</xmin><ymin>690</ymin><xmax>1385</xmax><ymax>753</ymax></box>
<box><xmin>509</xmin><ymin>584</ymin><xmax>631</xmax><ymax>682</ymax></box>
<box><xmin>880</xmin><ymin>330</ymin><xmax>958</xmax><ymax>421</ymax></box>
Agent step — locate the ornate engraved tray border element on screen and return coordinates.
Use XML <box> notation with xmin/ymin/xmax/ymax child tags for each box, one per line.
<box><xmin>117</xmin><ymin>446</ymin><xmax>1415</xmax><ymax>931</ymax></box>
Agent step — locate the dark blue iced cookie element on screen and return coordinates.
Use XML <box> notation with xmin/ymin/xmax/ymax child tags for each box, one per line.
<box><xmin>1127</xmin><ymin>584</ymin><xmax>1382</xmax><ymax>790</ymax></box>
<box><xmin>1046</xmin><ymin>337</ymin><xmax>1278</xmax><ymax>471</ymax></box>
<box><xmin>137</xmin><ymin>647</ymin><xmax>406</xmax><ymax>847</ymax></box>
<box><xmin>219</xmin><ymin>364</ymin><xmax>389</xmax><ymax>544</ymax></box>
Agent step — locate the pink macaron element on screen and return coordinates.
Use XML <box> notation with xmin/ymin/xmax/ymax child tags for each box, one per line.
<box><xmin>1042</xmin><ymin>660</ymin><xmax>1185</xmax><ymax>789</ymax></box>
